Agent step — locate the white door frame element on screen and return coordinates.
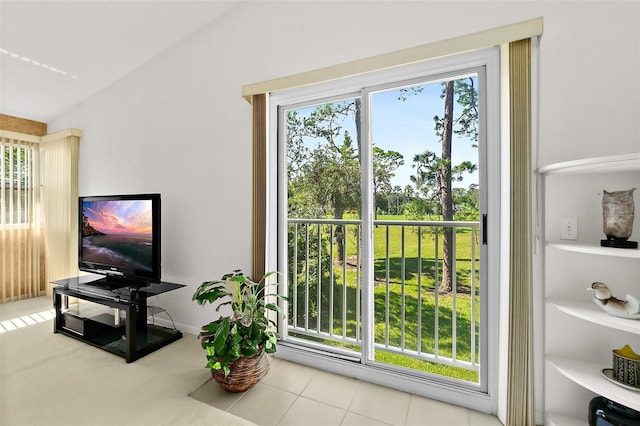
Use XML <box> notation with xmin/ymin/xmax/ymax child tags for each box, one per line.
<box><xmin>266</xmin><ymin>47</ymin><xmax>501</xmax><ymax>415</ymax></box>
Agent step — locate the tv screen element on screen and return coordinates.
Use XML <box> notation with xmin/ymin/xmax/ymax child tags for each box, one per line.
<box><xmin>79</xmin><ymin>194</ymin><xmax>161</xmax><ymax>284</ymax></box>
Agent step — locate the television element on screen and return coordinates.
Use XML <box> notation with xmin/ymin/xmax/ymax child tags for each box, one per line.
<box><xmin>78</xmin><ymin>193</ymin><xmax>161</xmax><ymax>286</ymax></box>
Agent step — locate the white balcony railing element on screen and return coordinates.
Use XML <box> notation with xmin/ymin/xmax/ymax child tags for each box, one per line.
<box><xmin>286</xmin><ymin>218</ymin><xmax>480</xmax><ymax>375</ymax></box>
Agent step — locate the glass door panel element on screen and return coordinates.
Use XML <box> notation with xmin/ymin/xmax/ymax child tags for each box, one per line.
<box><xmin>368</xmin><ymin>77</ymin><xmax>481</xmax><ymax>384</ymax></box>
<box><xmin>281</xmin><ymin>74</ymin><xmax>484</xmax><ymax>386</ymax></box>
<box><xmin>284</xmin><ymin>98</ymin><xmax>363</xmax><ymax>356</ymax></box>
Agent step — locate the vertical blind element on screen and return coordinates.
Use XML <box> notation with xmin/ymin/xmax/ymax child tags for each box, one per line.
<box><xmin>251</xmin><ymin>93</ymin><xmax>267</xmax><ymax>282</ymax></box>
<box><xmin>0</xmin><ymin>133</ymin><xmax>43</xmax><ymax>302</ymax></box>
<box><xmin>506</xmin><ymin>38</ymin><xmax>535</xmax><ymax>426</ymax></box>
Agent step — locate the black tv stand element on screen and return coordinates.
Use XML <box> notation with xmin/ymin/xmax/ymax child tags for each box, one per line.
<box><xmin>52</xmin><ymin>275</ymin><xmax>185</xmax><ymax>363</ymax></box>
<box><xmin>84</xmin><ymin>275</ymin><xmax>135</xmax><ymax>290</ymax></box>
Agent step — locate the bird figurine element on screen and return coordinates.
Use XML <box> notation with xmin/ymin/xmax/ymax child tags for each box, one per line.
<box><xmin>588</xmin><ymin>282</ymin><xmax>640</xmax><ymax>320</ymax></box>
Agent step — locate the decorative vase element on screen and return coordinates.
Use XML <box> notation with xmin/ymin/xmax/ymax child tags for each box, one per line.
<box><xmin>601</xmin><ymin>188</ymin><xmax>637</xmax><ymax>249</ymax></box>
<box><xmin>612</xmin><ymin>345</ymin><xmax>640</xmax><ymax>389</ymax></box>
<box><xmin>211</xmin><ymin>350</ymin><xmax>270</xmax><ymax>392</ymax></box>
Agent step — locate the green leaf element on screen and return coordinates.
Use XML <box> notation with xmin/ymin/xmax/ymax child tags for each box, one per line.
<box><xmin>205</xmin><ymin>345</ymin><xmax>216</xmax><ymax>357</ymax></box>
<box><xmin>265</xmin><ymin>302</ymin><xmax>286</xmax><ymax>318</ymax></box>
<box><xmin>201</xmin><ymin>321</ymin><xmax>220</xmax><ymax>333</ymax></box>
<box><xmin>243</xmin><ymin>345</ymin><xmax>258</xmax><ymax>357</ymax></box>
<box><xmin>229</xmin><ymin>274</ymin><xmax>248</xmax><ymax>284</ymax></box>
<box><xmin>215</xmin><ymin>301</ymin><xmax>232</xmax><ymax>312</ymax></box>
<box><xmin>229</xmin><ymin>344</ymin><xmax>240</xmax><ymax>358</ymax></box>
<box><xmin>213</xmin><ymin>317</ymin><xmax>230</xmax><ymax>353</ymax></box>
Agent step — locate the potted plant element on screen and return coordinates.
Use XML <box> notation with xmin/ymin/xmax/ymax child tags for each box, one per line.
<box><xmin>192</xmin><ymin>270</ymin><xmax>287</xmax><ymax>392</ymax></box>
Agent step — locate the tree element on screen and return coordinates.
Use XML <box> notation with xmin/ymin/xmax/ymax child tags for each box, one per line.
<box><xmin>407</xmin><ymin>78</ymin><xmax>478</xmax><ymax>293</ymax></box>
<box><xmin>287</xmin><ymin>77</ymin><xmax>478</xmax><ymax>293</ymax></box>
<box><xmin>453</xmin><ymin>184</ymin><xmax>479</xmax><ymax>221</ymax></box>
<box><xmin>410</xmin><ymin>149</ymin><xmax>477</xmax><ymax>276</ymax></box>
<box><xmin>390</xmin><ymin>185</ymin><xmax>403</xmax><ymax>215</ymax></box>
<box><xmin>411</xmin><ymin>151</ymin><xmax>476</xmax><ymax>197</ymax></box>
<box><xmin>287</xmin><ymin>100</ymin><xmax>405</xmax><ymax>259</ymax></box>
<box><xmin>286</xmin><ymin>102</ymin><xmax>361</xmax><ymax>220</ymax></box>
<box><xmin>437</xmin><ymin>81</ymin><xmax>456</xmax><ymax>293</ymax></box>
<box><xmin>372</xmin><ymin>146</ymin><xmax>404</xmax><ymax>219</ymax></box>
<box><xmin>432</xmin><ymin>78</ymin><xmax>479</xmax><ymax>293</ymax></box>
<box><xmin>287</xmin><ymin>102</ymin><xmax>360</xmax><ymax>261</ymax></box>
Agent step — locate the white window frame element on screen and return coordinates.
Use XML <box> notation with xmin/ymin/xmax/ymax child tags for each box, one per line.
<box><xmin>266</xmin><ymin>47</ymin><xmax>501</xmax><ymax>414</ymax></box>
<box><xmin>1</xmin><ymin>141</ymin><xmax>40</xmax><ymax>230</ymax></box>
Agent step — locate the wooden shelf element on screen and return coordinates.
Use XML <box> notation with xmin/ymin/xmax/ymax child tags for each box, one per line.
<box><xmin>548</xmin><ymin>356</ymin><xmax>640</xmax><ymax>412</ymax></box>
<box><xmin>547</xmin><ymin>299</ymin><xmax>640</xmax><ymax>335</ymax></box>
<box><xmin>537</xmin><ymin>153</ymin><xmax>640</xmax><ymax>175</ymax></box>
<box><xmin>547</xmin><ymin>242</ymin><xmax>640</xmax><ymax>259</ymax></box>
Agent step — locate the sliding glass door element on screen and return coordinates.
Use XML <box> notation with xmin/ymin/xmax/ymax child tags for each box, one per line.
<box><xmin>271</xmin><ymin>50</ymin><xmax>498</xmax><ymax>403</ymax></box>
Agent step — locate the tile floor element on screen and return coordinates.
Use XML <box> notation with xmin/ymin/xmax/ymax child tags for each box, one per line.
<box><xmin>191</xmin><ymin>356</ymin><xmax>503</xmax><ymax>426</ymax></box>
<box><xmin>1</xmin><ymin>296</ymin><xmax>503</xmax><ymax>426</ymax></box>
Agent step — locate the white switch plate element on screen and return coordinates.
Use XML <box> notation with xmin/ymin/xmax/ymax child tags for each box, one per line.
<box><xmin>561</xmin><ymin>218</ymin><xmax>578</xmax><ymax>240</ymax></box>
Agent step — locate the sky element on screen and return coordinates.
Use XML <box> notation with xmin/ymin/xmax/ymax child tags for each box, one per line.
<box><xmin>83</xmin><ymin>199</ymin><xmax>152</xmax><ymax>236</ymax></box>
<box><xmin>289</xmin><ymin>76</ymin><xmax>479</xmax><ymax>191</ymax></box>
<box><xmin>370</xmin><ymin>81</ymin><xmax>479</xmax><ymax>189</ymax></box>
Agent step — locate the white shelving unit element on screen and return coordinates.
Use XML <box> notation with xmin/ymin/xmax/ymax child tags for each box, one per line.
<box><xmin>547</xmin><ymin>299</ymin><xmax>640</xmax><ymax>335</ymax></box>
<box><xmin>537</xmin><ymin>153</ymin><xmax>640</xmax><ymax>175</ymax></box>
<box><xmin>548</xmin><ymin>356</ymin><xmax>640</xmax><ymax>411</ymax></box>
<box><xmin>539</xmin><ymin>153</ymin><xmax>640</xmax><ymax>424</ymax></box>
<box><xmin>546</xmin><ymin>242</ymin><xmax>640</xmax><ymax>259</ymax></box>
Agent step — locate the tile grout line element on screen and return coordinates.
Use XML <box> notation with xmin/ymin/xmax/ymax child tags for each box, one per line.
<box><xmin>343</xmin><ymin>380</ymin><xmax>396</xmax><ymax>426</ymax></box>
<box><xmin>224</xmin><ymin>382</ymin><xmax>252</xmax><ymax>412</ymax></box>
<box><xmin>274</xmin><ymin>394</ymin><xmax>301</xmax><ymax>426</ymax></box>
<box><xmin>403</xmin><ymin>394</ymin><xmax>413</xmax><ymax>426</ymax></box>
<box><xmin>273</xmin><ymin>367</ymin><xmax>316</xmax><ymax>425</ymax></box>
<box><xmin>274</xmin><ymin>365</ymin><xmax>355</xmax><ymax>426</ymax></box>
<box><xmin>337</xmin><ymin>407</ymin><xmax>349</xmax><ymax>426</ymax></box>
<box><xmin>343</xmin><ymin>379</ymin><xmax>363</xmax><ymax>415</ymax></box>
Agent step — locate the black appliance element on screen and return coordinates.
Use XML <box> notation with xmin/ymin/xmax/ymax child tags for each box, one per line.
<box><xmin>588</xmin><ymin>397</ymin><xmax>640</xmax><ymax>426</ymax></box>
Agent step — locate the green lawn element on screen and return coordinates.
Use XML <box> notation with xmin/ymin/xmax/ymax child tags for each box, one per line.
<box><xmin>287</xmin><ymin>214</ymin><xmax>481</xmax><ymax>383</ymax></box>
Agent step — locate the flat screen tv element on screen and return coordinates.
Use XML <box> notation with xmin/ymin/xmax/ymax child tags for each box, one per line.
<box><xmin>79</xmin><ymin>193</ymin><xmax>161</xmax><ymax>286</ymax></box>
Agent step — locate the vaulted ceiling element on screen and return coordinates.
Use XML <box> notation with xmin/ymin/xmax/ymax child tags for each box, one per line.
<box><xmin>0</xmin><ymin>1</ymin><xmax>242</xmax><ymax>124</ymax></box>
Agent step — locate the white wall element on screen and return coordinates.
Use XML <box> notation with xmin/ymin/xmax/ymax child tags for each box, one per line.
<box><xmin>49</xmin><ymin>0</ymin><xmax>640</xmax><ymax>415</ymax></box>
<box><xmin>50</xmin><ymin>0</ymin><xmax>640</xmax><ymax>332</ymax></box>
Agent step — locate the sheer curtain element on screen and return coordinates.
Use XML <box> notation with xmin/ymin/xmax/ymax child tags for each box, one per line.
<box><xmin>41</xmin><ymin>129</ymin><xmax>82</xmax><ymax>294</ymax></box>
<box><xmin>0</xmin><ymin>128</ymin><xmax>82</xmax><ymax>301</ymax></box>
<box><xmin>0</xmin><ymin>131</ymin><xmax>43</xmax><ymax>302</ymax></box>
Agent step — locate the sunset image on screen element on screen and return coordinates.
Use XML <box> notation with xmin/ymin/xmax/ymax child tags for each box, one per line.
<box><xmin>83</xmin><ymin>200</ymin><xmax>152</xmax><ymax>237</ymax></box>
<box><xmin>81</xmin><ymin>199</ymin><xmax>153</xmax><ymax>272</ymax></box>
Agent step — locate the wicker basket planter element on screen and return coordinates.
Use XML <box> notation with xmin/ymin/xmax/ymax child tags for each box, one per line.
<box><xmin>212</xmin><ymin>350</ymin><xmax>270</xmax><ymax>392</ymax></box>
<box><xmin>194</xmin><ymin>271</ymin><xmax>286</xmax><ymax>393</ymax></box>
